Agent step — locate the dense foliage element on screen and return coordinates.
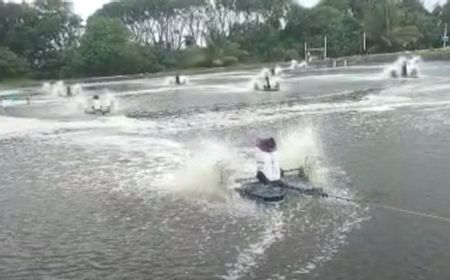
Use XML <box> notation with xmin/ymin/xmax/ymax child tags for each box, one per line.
<box><xmin>0</xmin><ymin>0</ymin><xmax>449</xmax><ymax>79</ymax></box>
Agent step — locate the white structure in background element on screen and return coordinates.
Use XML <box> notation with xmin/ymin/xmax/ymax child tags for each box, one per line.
<box><xmin>304</xmin><ymin>36</ymin><xmax>327</xmax><ymax>62</ymax></box>
<box><xmin>443</xmin><ymin>23</ymin><xmax>448</xmax><ymax>48</ymax></box>
<box><xmin>363</xmin><ymin>31</ymin><xmax>367</xmax><ymax>54</ymax></box>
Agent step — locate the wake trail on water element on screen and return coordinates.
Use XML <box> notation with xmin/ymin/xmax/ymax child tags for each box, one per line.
<box><xmin>0</xmin><ymin>114</ymin><xmax>151</xmax><ymax>141</ymax></box>
<box><xmin>223</xmin><ymin>210</ymin><xmax>285</xmax><ymax>280</ymax></box>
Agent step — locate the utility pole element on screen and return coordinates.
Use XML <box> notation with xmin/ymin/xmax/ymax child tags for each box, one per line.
<box><xmin>363</xmin><ymin>32</ymin><xmax>367</xmax><ymax>53</ymax></box>
<box><xmin>444</xmin><ymin>23</ymin><xmax>448</xmax><ymax>48</ymax></box>
<box><xmin>304</xmin><ymin>41</ymin><xmax>308</xmax><ymax>61</ymax></box>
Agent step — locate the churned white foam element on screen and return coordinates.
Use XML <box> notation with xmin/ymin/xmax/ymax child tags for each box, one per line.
<box><xmin>58</xmin><ymin>88</ymin><xmax>119</xmax><ymax>114</ymax></box>
<box><xmin>0</xmin><ymin>114</ymin><xmax>153</xmax><ymax>140</ymax></box>
<box><xmin>53</xmin><ymin>81</ymin><xmax>67</xmax><ymax>97</ymax></box>
<box><xmin>250</xmin><ymin>67</ymin><xmax>282</xmax><ymax>91</ymax></box>
<box><xmin>277</xmin><ymin>126</ymin><xmax>329</xmax><ymax>186</ymax></box>
<box><xmin>71</xmin><ymin>84</ymin><xmax>83</xmax><ymax>96</ymax></box>
<box><xmin>383</xmin><ymin>56</ymin><xmax>421</xmax><ymax>78</ymax></box>
<box><xmin>223</xmin><ymin>210</ymin><xmax>285</xmax><ymax>280</ymax></box>
<box><xmin>0</xmin><ymin>116</ymin><xmax>53</xmax><ymax>139</ymax></box>
<box><xmin>289</xmin><ymin>60</ymin><xmax>299</xmax><ymax>70</ymax></box>
<box><xmin>166</xmin><ymin>75</ymin><xmax>189</xmax><ymax>85</ymax></box>
<box><xmin>164</xmin><ymin>141</ymin><xmax>245</xmax><ymax>199</ymax></box>
<box><xmin>278</xmin><ymin>126</ymin><xmax>322</xmax><ymax>170</ymax></box>
<box><xmin>259</xmin><ymin>67</ymin><xmax>282</xmax><ymax>78</ymax></box>
<box><xmin>0</xmin><ymin>89</ymin><xmax>22</xmax><ymax>97</ymax></box>
<box><xmin>42</xmin><ymin>82</ymin><xmax>52</xmax><ymax>94</ymax></box>
<box><xmin>289</xmin><ymin>60</ymin><xmax>308</xmax><ymax>70</ymax></box>
<box><xmin>274</xmin><ymin>66</ymin><xmax>283</xmax><ymax>76</ymax></box>
<box><xmin>97</xmin><ymin>90</ymin><xmax>119</xmax><ymax>110</ymax></box>
<box><xmin>0</xmin><ymin>99</ymin><xmax>28</xmax><ymax>107</ymax></box>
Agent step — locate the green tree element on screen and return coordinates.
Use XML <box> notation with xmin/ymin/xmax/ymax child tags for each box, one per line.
<box><xmin>0</xmin><ymin>47</ymin><xmax>28</xmax><ymax>79</ymax></box>
<box><xmin>0</xmin><ymin>0</ymin><xmax>446</xmax><ymax>79</ymax></box>
<box><xmin>230</xmin><ymin>22</ymin><xmax>284</xmax><ymax>62</ymax></box>
<box><xmin>401</xmin><ymin>6</ymin><xmax>441</xmax><ymax>49</ymax></box>
<box><xmin>96</xmin><ymin>0</ymin><xmax>206</xmax><ymax>49</ymax></box>
<box><xmin>283</xmin><ymin>5</ymin><xmax>362</xmax><ymax>58</ymax></box>
<box><xmin>319</xmin><ymin>0</ymin><xmax>373</xmax><ymax>19</ymax></box>
<box><xmin>0</xmin><ymin>2</ymin><xmax>36</xmax><ymax>58</ymax></box>
<box><xmin>364</xmin><ymin>0</ymin><xmax>422</xmax><ymax>52</ymax></box>
<box><xmin>442</xmin><ymin>1</ymin><xmax>450</xmax><ymax>25</ymax></box>
<box><xmin>73</xmin><ymin>17</ymin><xmax>159</xmax><ymax>77</ymax></box>
<box><xmin>25</xmin><ymin>0</ymin><xmax>82</xmax><ymax>78</ymax></box>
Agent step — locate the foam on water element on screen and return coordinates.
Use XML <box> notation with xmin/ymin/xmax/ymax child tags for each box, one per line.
<box><xmin>4</xmin><ymin>79</ymin><xmax>439</xmax><ymax>142</ymax></box>
<box><xmin>223</xmin><ymin>210</ymin><xmax>285</xmax><ymax>280</ymax></box>
<box><xmin>250</xmin><ymin>67</ymin><xmax>282</xmax><ymax>91</ymax></box>
<box><xmin>383</xmin><ymin>56</ymin><xmax>421</xmax><ymax>78</ymax></box>
<box><xmin>53</xmin><ymin>88</ymin><xmax>119</xmax><ymax>115</ymax></box>
<box><xmin>221</xmin><ymin>163</ymin><xmax>367</xmax><ymax>280</ymax></box>
<box><xmin>51</xmin><ymin>81</ymin><xmax>66</xmax><ymax>97</ymax></box>
<box><xmin>278</xmin><ymin>126</ymin><xmax>322</xmax><ymax>169</ymax></box>
<box><xmin>0</xmin><ymin>67</ymin><xmax>394</xmax><ymax>280</ymax></box>
<box><xmin>0</xmin><ymin>89</ymin><xmax>24</xmax><ymax>97</ymax></box>
<box><xmin>290</xmin><ymin>60</ymin><xmax>299</xmax><ymax>70</ymax></box>
<box><xmin>0</xmin><ymin>99</ymin><xmax>28</xmax><ymax>107</ymax></box>
<box><xmin>278</xmin><ymin>126</ymin><xmax>329</xmax><ymax>186</ymax></box>
<box><xmin>42</xmin><ymin>82</ymin><xmax>52</xmax><ymax>93</ymax></box>
<box><xmin>153</xmin><ymin>123</ymin><xmax>332</xmax><ymax>206</ymax></box>
<box><xmin>166</xmin><ymin>75</ymin><xmax>189</xmax><ymax>85</ymax></box>
<box><xmin>274</xmin><ymin>66</ymin><xmax>283</xmax><ymax>76</ymax></box>
<box><xmin>163</xmin><ymin>141</ymin><xmax>244</xmax><ymax>200</ymax></box>
<box><xmin>0</xmin><ymin>116</ymin><xmax>53</xmax><ymax>139</ymax></box>
<box><xmin>0</xmin><ymin>114</ymin><xmax>151</xmax><ymax>140</ymax></box>
<box><xmin>289</xmin><ymin>60</ymin><xmax>308</xmax><ymax>70</ymax></box>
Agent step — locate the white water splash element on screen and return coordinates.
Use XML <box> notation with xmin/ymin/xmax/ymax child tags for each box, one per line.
<box><xmin>251</xmin><ymin>67</ymin><xmax>282</xmax><ymax>90</ymax></box>
<box><xmin>290</xmin><ymin>60</ymin><xmax>309</xmax><ymax>70</ymax></box>
<box><xmin>42</xmin><ymin>82</ymin><xmax>52</xmax><ymax>94</ymax></box>
<box><xmin>42</xmin><ymin>81</ymin><xmax>84</xmax><ymax>99</ymax></box>
<box><xmin>274</xmin><ymin>66</ymin><xmax>283</xmax><ymax>76</ymax></box>
<box><xmin>164</xmin><ymin>141</ymin><xmax>245</xmax><ymax>199</ymax></box>
<box><xmin>290</xmin><ymin>60</ymin><xmax>299</xmax><ymax>70</ymax></box>
<box><xmin>51</xmin><ymin>81</ymin><xmax>66</xmax><ymax>97</ymax></box>
<box><xmin>167</xmin><ymin>75</ymin><xmax>189</xmax><ymax>85</ymax></box>
<box><xmin>277</xmin><ymin>126</ymin><xmax>328</xmax><ymax>185</ymax></box>
<box><xmin>383</xmin><ymin>56</ymin><xmax>421</xmax><ymax>78</ymax></box>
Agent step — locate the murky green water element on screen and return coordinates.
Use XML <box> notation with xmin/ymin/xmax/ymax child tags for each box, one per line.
<box><xmin>1</xmin><ymin>62</ymin><xmax>450</xmax><ymax>279</ymax></box>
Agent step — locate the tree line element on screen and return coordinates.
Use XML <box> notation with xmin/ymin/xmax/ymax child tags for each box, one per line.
<box><xmin>1</xmin><ymin>0</ymin><xmax>450</xmax><ymax>80</ymax></box>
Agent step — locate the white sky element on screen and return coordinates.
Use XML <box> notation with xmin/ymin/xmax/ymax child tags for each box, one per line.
<box><xmin>71</xmin><ymin>0</ymin><xmax>110</xmax><ymax>19</ymax></box>
<box><xmin>296</xmin><ymin>0</ymin><xmax>446</xmax><ymax>9</ymax></box>
<box><xmin>6</xmin><ymin>0</ymin><xmax>448</xmax><ymax>19</ymax></box>
<box><xmin>68</xmin><ymin>0</ymin><xmax>450</xmax><ymax>18</ymax></box>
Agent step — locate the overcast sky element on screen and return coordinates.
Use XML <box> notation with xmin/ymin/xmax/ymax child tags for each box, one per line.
<box><xmin>296</xmin><ymin>0</ymin><xmax>447</xmax><ymax>9</ymax></box>
<box><xmin>7</xmin><ymin>0</ymin><xmax>448</xmax><ymax>19</ymax></box>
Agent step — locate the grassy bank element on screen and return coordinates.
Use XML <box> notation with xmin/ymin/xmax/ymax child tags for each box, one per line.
<box><xmin>0</xmin><ymin>78</ymin><xmax>40</xmax><ymax>91</ymax></box>
<box><xmin>320</xmin><ymin>47</ymin><xmax>450</xmax><ymax>67</ymax></box>
<box><xmin>56</xmin><ymin>61</ymin><xmax>272</xmax><ymax>85</ymax></box>
<box><xmin>2</xmin><ymin>47</ymin><xmax>450</xmax><ymax>90</ymax></box>
<box><xmin>1</xmin><ymin>63</ymin><xmax>270</xmax><ymax>91</ymax></box>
